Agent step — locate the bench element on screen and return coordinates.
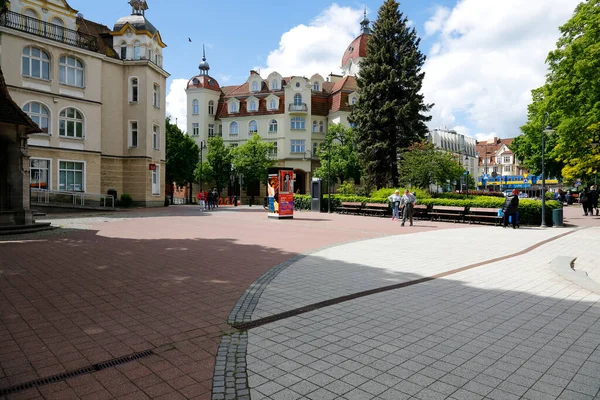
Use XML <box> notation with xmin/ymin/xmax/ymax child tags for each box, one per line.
<box><xmin>413</xmin><ymin>204</ymin><xmax>428</xmax><ymax>219</ymax></box>
<box><xmin>364</xmin><ymin>203</ymin><xmax>390</xmax><ymax>217</ymax></box>
<box><xmin>430</xmin><ymin>206</ymin><xmax>466</xmax><ymax>223</ymax></box>
<box><xmin>467</xmin><ymin>207</ymin><xmax>503</xmax><ymax>226</ymax></box>
<box><xmin>338</xmin><ymin>202</ymin><xmax>362</xmax><ymax>215</ymax></box>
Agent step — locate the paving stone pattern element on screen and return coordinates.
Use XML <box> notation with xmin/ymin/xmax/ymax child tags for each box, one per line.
<box><xmin>211</xmin><ymin>332</ymin><xmax>249</xmax><ymax>400</ymax></box>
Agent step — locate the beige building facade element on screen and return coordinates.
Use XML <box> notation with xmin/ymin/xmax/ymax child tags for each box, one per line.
<box><xmin>0</xmin><ymin>0</ymin><xmax>169</xmax><ymax>206</ymax></box>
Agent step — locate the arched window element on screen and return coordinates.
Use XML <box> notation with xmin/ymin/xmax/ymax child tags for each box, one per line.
<box><xmin>208</xmin><ymin>100</ymin><xmax>214</xmax><ymax>115</ymax></box>
<box><xmin>312</xmin><ymin>121</ymin><xmax>318</xmax><ymax>133</ymax></box>
<box><xmin>319</xmin><ymin>121</ymin><xmax>324</xmax><ymax>133</ymax></box>
<box><xmin>229</xmin><ymin>122</ymin><xmax>239</xmax><ymax>135</ymax></box>
<box><xmin>271</xmin><ymin>80</ymin><xmax>278</xmax><ymax>90</ymax></box>
<box><xmin>350</xmin><ymin>96</ymin><xmax>357</xmax><ymax>105</ymax></box>
<box><xmin>192</xmin><ymin>99</ymin><xmax>199</xmax><ymax>115</ymax></box>
<box><xmin>269</xmin><ymin>119</ymin><xmax>277</xmax><ymax>134</ymax></box>
<box><xmin>23</xmin><ymin>102</ymin><xmax>50</xmax><ymax>134</ymax></box>
<box><xmin>249</xmin><ymin>101</ymin><xmax>257</xmax><ymax>112</ymax></box>
<box><xmin>294</xmin><ymin>93</ymin><xmax>302</xmax><ymax>106</ymax></box>
<box><xmin>51</xmin><ymin>17</ymin><xmax>65</xmax><ymax>41</ymax></box>
<box><xmin>269</xmin><ymin>99</ymin><xmax>277</xmax><ymax>110</ymax></box>
<box><xmin>133</xmin><ymin>41</ymin><xmax>140</xmax><ymax>60</ymax></box>
<box><xmin>129</xmin><ymin>77</ymin><xmax>138</xmax><ymax>102</ymax></box>
<box><xmin>59</xmin><ymin>56</ymin><xmax>84</xmax><ymax>87</ymax></box>
<box><xmin>313</xmin><ymin>82</ymin><xmax>319</xmax><ymax>91</ymax></box>
<box><xmin>22</xmin><ymin>46</ymin><xmax>50</xmax><ymax>80</ymax></box>
<box><xmin>251</xmin><ymin>81</ymin><xmax>259</xmax><ymax>91</ymax></box>
<box><xmin>59</xmin><ymin>108</ymin><xmax>84</xmax><ymax>138</ymax></box>
<box><xmin>249</xmin><ymin>120</ymin><xmax>258</xmax><ymax>135</ymax></box>
<box><xmin>23</xmin><ymin>9</ymin><xmax>39</xmax><ymax>34</ymax></box>
<box><xmin>120</xmin><ymin>41</ymin><xmax>127</xmax><ymax>59</ymax></box>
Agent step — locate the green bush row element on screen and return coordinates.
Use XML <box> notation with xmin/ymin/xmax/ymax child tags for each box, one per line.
<box><xmin>294</xmin><ymin>194</ymin><xmax>562</xmax><ymax>226</ymax></box>
<box><xmin>370</xmin><ymin>187</ymin><xmax>431</xmax><ymax>199</ymax></box>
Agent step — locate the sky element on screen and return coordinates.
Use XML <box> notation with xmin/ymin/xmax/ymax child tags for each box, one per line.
<box><xmin>68</xmin><ymin>0</ymin><xmax>580</xmax><ymax>141</ymax></box>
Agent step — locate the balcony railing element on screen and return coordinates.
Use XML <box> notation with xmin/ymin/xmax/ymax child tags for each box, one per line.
<box><xmin>0</xmin><ymin>10</ymin><xmax>99</xmax><ymax>52</ymax></box>
<box><xmin>288</xmin><ymin>103</ymin><xmax>308</xmax><ymax>112</ymax></box>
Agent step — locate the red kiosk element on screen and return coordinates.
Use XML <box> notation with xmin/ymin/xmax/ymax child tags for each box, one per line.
<box><xmin>267</xmin><ymin>167</ymin><xmax>294</xmax><ymax>219</ymax></box>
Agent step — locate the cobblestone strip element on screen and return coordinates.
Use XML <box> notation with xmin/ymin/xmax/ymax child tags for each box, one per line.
<box><xmin>227</xmin><ymin>254</ymin><xmax>307</xmax><ymax>325</ymax></box>
<box><xmin>212</xmin><ymin>332</ymin><xmax>250</xmax><ymax>400</ymax></box>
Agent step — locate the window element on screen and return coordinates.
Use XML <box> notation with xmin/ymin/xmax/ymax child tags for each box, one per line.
<box><xmin>271</xmin><ymin>80</ymin><xmax>278</xmax><ymax>90</ymax></box>
<box><xmin>192</xmin><ymin>123</ymin><xmax>199</xmax><ymax>136</ymax></box>
<box><xmin>294</xmin><ymin>93</ymin><xmax>302</xmax><ymax>105</ymax></box>
<box><xmin>23</xmin><ymin>102</ymin><xmax>49</xmax><ymax>134</ymax></box>
<box><xmin>148</xmin><ymin>49</ymin><xmax>153</xmax><ymax>63</ymax></box>
<box><xmin>192</xmin><ymin>99</ymin><xmax>199</xmax><ymax>115</ymax></box>
<box><xmin>59</xmin><ymin>108</ymin><xmax>84</xmax><ymax>138</ymax></box>
<box><xmin>230</xmin><ymin>102</ymin><xmax>238</xmax><ymax>113</ymax></box>
<box><xmin>269</xmin><ymin>141</ymin><xmax>278</xmax><ymax>158</ymax></box>
<box><xmin>129</xmin><ymin>121</ymin><xmax>138</xmax><ymax>147</ymax></box>
<box><xmin>133</xmin><ymin>41</ymin><xmax>140</xmax><ymax>60</ymax></box>
<box><xmin>208</xmin><ymin>100</ymin><xmax>214</xmax><ymax>115</ymax></box>
<box><xmin>153</xmin><ymin>84</ymin><xmax>160</xmax><ymax>108</ymax></box>
<box><xmin>319</xmin><ymin>121</ymin><xmax>324</xmax><ymax>133</ymax></box>
<box><xmin>153</xmin><ymin>125</ymin><xmax>160</xmax><ymax>149</ymax></box>
<box><xmin>230</xmin><ymin>122</ymin><xmax>238</xmax><ymax>135</ymax></box>
<box><xmin>218</xmin><ymin>124</ymin><xmax>223</xmax><ymax>137</ymax></box>
<box><xmin>503</xmin><ymin>165</ymin><xmax>512</xmax><ymax>172</ymax></box>
<box><xmin>251</xmin><ymin>81</ymin><xmax>259</xmax><ymax>91</ymax></box>
<box><xmin>493</xmin><ymin>166</ymin><xmax>498</xmax><ymax>173</ymax></box>
<box><xmin>249</xmin><ymin>120</ymin><xmax>258</xmax><ymax>135</ymax></box>
<box><xmin>249</xmin><ymin>101</ymin><xmax>257</xmax><ymax>112</ymax></box>
<box><xmin>496</xmin><ymin>157</ymin><xmax>501</xmax><ymax>164</ymax></box>
<box><xmin>30</xmin><ymin>159</ymin><xmax>50</xmax><ymax>189</ymax></box>
<box><xmin>229</xmin><ymin>143</ymin><xmax>238</xmax><ymax>148</ymax></box>
<box><xmin>23</xmin><ymin>9</ymin><xmax>40</xmax><ymax>34</ymax></box>
<box><xmin>51</xmin><ymin>18</ymin><xmax>65</xmax><ymax>41</ymax></box>
<box><xmin>291</xmin><ymin>140</ymin><xmax>305</xmax><ymax>153</ymax></box>
<box><xmin>313</xmin><ymin>141</ymin><xmax>318</xmax><ymax>155</ymax></box>
<box><xmin>59</xmin><ymin>56</ymin><xmax>84</xmax><ymax>87</ymax></box>
<box><xmin>503</xmin><ymin>156</ymin><xmax>511</xmax><ymax>163</ymax></box>
<box><xmin>269</xmin><ymin>99</ymin><xmax>277</xmax><ymax>110</ymax></box>
<box><xmin>208</xmin><ymin>124</ymin><xmax>215</xmax><ymax>137</ymax></box>
<box><xmin>152</xmin><ymin>165</ymin><xmax>160</xmax><ymax>195</ymax></box>
<box><xmin>291</xmin><ymin>117</ymin><xmax>305</xmax><ymax>130</ymax></box>
<box><xmin>59</xmin><ymin>161</ymin><xmax>84</xmax><ymax>191</ymax></box>
<box><xmin>268</xmin><ymin>119</ymin><xmax>277</xmax><ymax>134</ymax></box>
<box><xmin>350</xmin><ymin>96</ymin><xmax>357</xmax><ymax>105</ymax></box>
<box><xmin>22</xmin><ymin>46</ymin><xmax>50</xmax><ymax>80</ymax></box>
<box><xmin>313</xmin><ymin>82</ymin><xmax>319</xmax><ymax>91</ymax></box>
<box><xmin>312</xmin><ymin>121</ymin><xmax>318</xmax><ymax>133</ymax></box>
<box><xmin>120</xmin><ymin>41</ymin><xmax>127</xmax><ymax>59</ymax></box>
<box><xmin>129</xmin><ymin>77</ymin><xmax>138</xmax><ymax>102</ymax></box>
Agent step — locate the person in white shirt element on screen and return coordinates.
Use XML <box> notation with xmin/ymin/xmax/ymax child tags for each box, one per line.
<box><xmin>388</xmin><ymin>190</ymin><xmax>401</xmax><ymax>221</ymax></box>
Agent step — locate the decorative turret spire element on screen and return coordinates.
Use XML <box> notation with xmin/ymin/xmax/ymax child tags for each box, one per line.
<box><xmin>199</xmin><ymin>44</ymin><xmax>210</xmax><ymax>75</ymax></box>
<box><xmin>129</xmin><ymin>0</ymin><xmax>148</xmax><ymax>16</ymax></box>
<box><xmin>360</xmin><ymin>7</ymin><xmax>371</xmax><ymax>34</ymax></box>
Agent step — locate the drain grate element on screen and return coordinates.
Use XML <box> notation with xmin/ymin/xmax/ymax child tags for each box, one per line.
<box><xmin>0</xmin><ymin>349</ymin><xmax>154</xmax><ymax>396</ymax></box>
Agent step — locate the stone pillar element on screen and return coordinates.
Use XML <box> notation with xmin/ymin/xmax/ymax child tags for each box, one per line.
<box><xmin>4</xmin><ymin>130</ymin><xmax>32</xmax><ymax>225</ymax></box>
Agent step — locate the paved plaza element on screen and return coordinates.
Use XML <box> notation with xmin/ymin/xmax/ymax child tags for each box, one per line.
<box><xmin>0</xmin><ymin>205</ymin><xmax>599</xmax><ymax>400</ymax></box>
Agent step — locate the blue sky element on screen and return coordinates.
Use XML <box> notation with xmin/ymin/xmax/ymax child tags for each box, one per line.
<box><xmin>68</xmin><ymin>0</ymin><xmax>578</xmax><ymax>140</ymax></box>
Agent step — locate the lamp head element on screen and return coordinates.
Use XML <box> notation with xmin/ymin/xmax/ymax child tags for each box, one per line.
<box><xmin>543</xmin><ymin>123</ymin><xmax>553</xmax><ymax>135</ymax></box>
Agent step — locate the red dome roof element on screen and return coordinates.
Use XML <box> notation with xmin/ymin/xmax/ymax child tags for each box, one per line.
<box><xmin>341</xmin><ymin>33</ymin><xmax>370</xmax><ymax>68</ymax></box>
<box><xmin>186</xmin><ymin>75</ymin><xmax>221</xmax><ymax>92</ymax></box>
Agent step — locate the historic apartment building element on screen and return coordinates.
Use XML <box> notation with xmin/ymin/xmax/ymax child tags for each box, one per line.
<box><xmin>0</xmin><ymin>0</ymin><xmax>168</xmax><ymax>206</ymax></box>
<box><xmin>476</xmin><ymin>137</ymin><xmax>527</xmax><ymax>177</ymax></box>
<box><xmin>184</xmin><ymin>13</ymin><xmax>372</xmax><ymax>194</ymax></box>
<box><xmin>428</xmin><ymin>128</ymin><xmax>478</xmax><ymax>178</ymax></box>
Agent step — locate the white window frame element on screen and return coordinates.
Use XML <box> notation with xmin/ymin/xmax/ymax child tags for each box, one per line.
<box><xmin>268</xmin><ymin>119</ymin><xmax>277</xmax><ymax>134</ymax></box>
<box><xmin>269</xmin><ymin>99</ymin><xmax>277</xmax><ymax>110</ymax></box>
<box><xmin>59</xmin><ymin>107</ymin><xmax>85</xmax><ymax>139</ymax></box>
<box><xmin>129</xmin><ymin>77</ymin><xmax>139</xmax><ymax>103</ymax></box>
<box><xmin>503</xmin><ymin>156</ymin><xmax>511</xmax><ymax>163</ymax></box>
<box><xmin>58</xmin><ymin>159</ymin><xmax>85</xmax><ymax>192</ymax></box>
<box><xmin>59</xmin><ymin>55</ymin><xmax>84</xmax><ymax>87</ymax></box>
<box><xmin>249</xmin><ymin>101</ymin><xmax>257</xmax><ymax>112</ymax></box>
<box><xmin>22</xmin><ymin>101</ymin><xmax>50</xmax><ymax>135</ymax></box>
<box><xmin>192</xmin><ymin>123</ymin><xmax>199</xmax><ymax>136</ymax></box>
<box><xmin>291</xmin><ymin>139</ymin><xmax>305</xmax><ymax>154</ymax></box>
<box><xmin>294</xmin><ymin>93</ymin><xmax>302</xmax><ymax>106</ymax></box>
<box><xmin>313</xmin><ymin>82</ymin><xmax>319</xmax><ymax>91</ymax></box>
<box><xmin>192</xmin><ymin>99</ymin><xmax>199</xmax><ymax>115</ymax></box>
<box><xmin>134</xmin><ymin>41</ymin><xmax>140</xmax><ymax>60</ymax></box>
<box><xmin>51</xmin><ymin>17</ymin><xmax>65</xmax><ymax>41</ymax></box>
<box><xmin>312</xmin><ymin>121</ymin><xmax>318</xmax><ymax>133</ymax></box>
<box><xmin>22</xmin><ymin>46</ymin><xmax>50</xmax><ymax>80</ymax></box>
<box><xmin>153</xmin><ymin>83</ymin><xmax>160</xmax><ymax>108</ymax></box>
<box><xmin>251</xmin><ymin>81</ymin><xmax>259</xmax><ymax>92</ymax></box>
<box><xmin>269</xmin><ymin>141</ymin><xmax>278</xmax><ymax>158</ymax></box>
<box><xmin>249</xmin><ymin>120</ymin><xmax>258</xmax><ymax>135</ymax></box>
<box><xmin>229</xmin><ymin>121</ymin><xmax>239</xmax><ymax>136</ymax></box>
<box><xmin>313</xmin><ymin>141</ymin><xmax>318</xmax><ymax>155</ymax></box>
<box><xmin>152</xmin><ymin>164</ymin><xmax>160</xmax><ymax>195</ymax></box>
<box><xmin>350</xmin><ymin>97</ymin><xmax>357</xmax><ymax>105</ymax></box>
<box><xmin>153</xmin><ymin>125</ymin><xmax>160</xmax><ymax>149</ymax></box>
<box><xmin>208</xmin><ymin>124</ymin><xmax>215</xmax><ymax>137</ymax></box>
<box><xmin>291</xmin><ymin>117</ymin><xmax>305</xmax><ymax>130</ymax></box>
<box><xmin>503</xmin><ymin>165</ymin><xmax>512</xmax><ymax>172</ymax></box>
<box><xmin>120</xmin><ymin>41</ymin><xmax>127</xmax><ymax>59</ymax></box>
<box><xmin>271</xmin><ymin>80</ymin><xmax>278</xmax><ymax>90</ymax></box>
<box><xmin>129</xmin><ymin>120</ymin><xmax>139</xmax><ymax>148</ymax></box>
<box><xmin>208</xmin><ymin>100</ymin><xmax>215</xmax><ymax>115</ymax></box>
<box><xmin>319</xmin><ymin>121</ymin><xmax>324</xmax><ymax>133</ymax></box>
<box><xmin>30</xmin><ymin>158</ymin><xmax>52</xmax><ymax>190</ymax></box>
<box><xmin>229</xmin><ymin>101</ymin><xmax>238</xmax><ymax>113</ymax></box>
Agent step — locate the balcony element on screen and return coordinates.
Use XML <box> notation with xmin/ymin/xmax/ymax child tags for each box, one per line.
<box><xmin>288</xmin><ymin>103</ymin><xmax>308</xmax><ymax>113</ymax></box>
<box><xmin>0</xmin><ymin>10</ymin><xmax>99</xmax><ymax>52</ymax></box>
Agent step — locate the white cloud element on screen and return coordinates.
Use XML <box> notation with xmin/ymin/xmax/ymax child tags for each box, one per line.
<box><xmin>166</xmin><ymin>78</ymin><xmax>188</xmax><ymax>132</ymax></box>
<box><xmin>257</xmin><ymin>4</ymin><xmax>363</xmax><ymax>78</ymax></box>
<box><xmin>422</xmin><ymin>0</ymin><xmax>579</xmax><ymax>139</ymax></box>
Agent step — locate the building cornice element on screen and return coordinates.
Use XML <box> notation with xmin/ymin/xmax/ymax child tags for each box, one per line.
<box><xmin>7</xmin><ymin>85</ymin><xmax>103</xmax><ymax>105</ymax></box>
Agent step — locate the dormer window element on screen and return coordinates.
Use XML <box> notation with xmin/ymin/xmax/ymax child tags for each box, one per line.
<box><xmin>249</xmin><ymin>101</ymin><xmax>257</xmax><ymax>112</ymax></box>
<box><xmin>192</xmin><ymin>78</ymin><xmax>199</xmax><ymax>85</ymax></box>
<box><xmin>313</xmin><ymin>82</ymin><xmax>319</xmax><ymax>91</ymax></box>
<box><xmin>251</xmin><ymin>81</ymin><xmax>259</xmax><ymax>92</ymax></box>
<box><xmin>229</xmin><ymin>101</ymin><xmax>238</xmax><ymax>113</ymax></box>
<box><xmin>269</xmin><ymin>99</ymin><xmax>277</xmax><ymax>110</ymax></box>
<box><xmin>350</xmin><ymin>96</ymin><xmax>357</xmax><ymax>105</ymax></box>
<box><xmin>271</xmin><ymin>80</ymin><xmax>279</xmax><ymax>90</ymax></box>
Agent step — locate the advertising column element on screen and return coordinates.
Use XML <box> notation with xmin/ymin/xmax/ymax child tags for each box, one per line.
<box><xmin>267</xmin><ymin>167</ymin><xmax>294</xmax><ymax>219</ymax></box>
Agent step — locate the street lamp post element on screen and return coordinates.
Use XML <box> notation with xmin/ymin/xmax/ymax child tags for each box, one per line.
<box><xmin>327</xmin><ymin>139</ymin><xmax>331</xmax><ymax>213</ymax></box>
<box><xmin>541</xmin><ymin>112</ymin><xmax>553</xmax><ymax>228</ymax></box>
<box><xmin>199</xmin><ymin>140</ymin><xmax>206</xmax><ymax>192</ymax></box>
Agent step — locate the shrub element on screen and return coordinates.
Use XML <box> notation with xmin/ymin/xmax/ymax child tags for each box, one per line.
<box><xmin>337</xmin><ymin>181</ymin><xmax>355</xmax><ymax>195</ymax></box>
<box><xmin>370</xmin><ymin>187</ymin><xmax>431</xmax><ymax>199</ymax></box>
<box><xmin>120</xmin><ymin>193</ymin><xmax>133</xmax><ymax>208</ymax></box>
<box><xmin>435</xmin><ymin>191</ymin><xmax>504</xmax><ymax>199</ymax></box>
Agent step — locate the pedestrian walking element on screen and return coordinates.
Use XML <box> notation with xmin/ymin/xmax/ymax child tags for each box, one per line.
<box><xmin>212</xmin><ymin>188</ymin><xmax>219</xmax><ymax>208</ymax></box>
<box><xmin>197</xmin><ymin>191</ymin><xmax>205</xmax><ymax>211</ymax></box>
<box><xmin>207</xmin><ymin>191</ymin><xmax>214</xmax><ymax>210</ymax></box>
<box><xmin>591</xmin><ymin>185</ymin><xmax>599</xmax><ymax>216</ymax></box>
<box><xmin>581</xmin><ymin>187</ymin><xmax>593</xmax><ymax>216</ymax></box>
<box><xmin>400</xmin><ymin>190</ymin><xmax>416</xmax><ymax>226</ymax></box>
<box><xmin>388</xmin><ymin>190</ymin><xmax>401</xmax><ymax>221</ymax></box>
<box><xmin>502</xmin><ymin>189</ymin><xmax>519</xmax><ymax>228</ymax></box>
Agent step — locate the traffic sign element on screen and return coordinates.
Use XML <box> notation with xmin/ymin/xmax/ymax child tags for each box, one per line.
<box><xmin>523</xmin><ymin>178</ymin><xmax>529</xmax><ymax>184</ymax></box>
<box><xmin>483</xmin><ymin>174</ymin><xmax>489</xmax><ymax>180</ymax></box>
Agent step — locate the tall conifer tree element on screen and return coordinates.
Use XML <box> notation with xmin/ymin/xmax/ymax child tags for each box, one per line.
<box><xmin>351</xmin><ymin>0</ymin><xmax>432</xmax><ymax>188</ymax></box>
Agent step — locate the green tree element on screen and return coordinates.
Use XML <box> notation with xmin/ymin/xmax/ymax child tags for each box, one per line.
<box><xmin>232</xmin><ymin>134</ymin><xmax>274</xmax><ymax>205</ymax></box>
<box><xmin>398</xmin><ymin>141</ymin><xmax>464</xmax><ymax>190</ymax></box>
<box><xmin>512</xmin><ymin>0</ymin><xmax>600</xmax><ymax>182</ymax></box>
<box><xmin>194</xmin><ymin>136</ymin><xmax>232</xmax><ymax>195</ymax></box>
<box><xmin>165</xmin><ymin>117</ymin><xmax>199</xmax><ymax>203</ymax></box>
<box><xmin>314</xmin><ymin>123</ymin><xmax>362</xmax><ymax>189</ymax></box>
<box><xmin>0</xmin><ymin>0</ymin><xmax>8</xmax><ymax>11</ymax></box>
<box><xmin>350</xmin><ymin>0</ymin><xmax>432</xmax><ymax>189</ymax></box>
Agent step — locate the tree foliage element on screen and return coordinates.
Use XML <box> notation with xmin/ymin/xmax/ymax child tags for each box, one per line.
<box><xmin>314</xmin><ymin>123</ymin><xmax>362</xmax><ymax>188</ymax></box>
<box><xmin>512</xmin><ymin>0</ymin><xmax>600</xmax><ymax>182</ymax></box>
<box><xmin>350</xmin><ymin>0</ymin><xmax>432</xmax><ymax>189</ymax></box>
<box><xmin>165</xmin><ymin>117</ymin><xmax>199</xmax><ymax>189</ymax></box>
<box><xmin>232</xmin><ymin>134</ymin><xmax>274</xmax><ymax>197</ymax></box>
<box><xmin>194</xmin><ymin>136</ymin><xmax>232</xmax><ymax>194</ymax></box>
<box><xmin>0</xmin><ymin>0</ymin><xmax>8</xmax><ymax>11</ymax></box>
<box><xmin>398</xmin><ymin>141</ymin><xmax>465</xmax><ymax>189</ymax></box>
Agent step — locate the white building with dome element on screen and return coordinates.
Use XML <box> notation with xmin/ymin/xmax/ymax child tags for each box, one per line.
<box><xmin>0</xmin><ymin>0</ymin><xmax>169</xmax><ymax>206</ymax></box>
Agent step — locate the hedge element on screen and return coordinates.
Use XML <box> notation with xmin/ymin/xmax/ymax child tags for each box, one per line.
<box><xmin>294</xmin><ymin>194</ymin><xmax>561</xmax><ymax>226</ymax></box>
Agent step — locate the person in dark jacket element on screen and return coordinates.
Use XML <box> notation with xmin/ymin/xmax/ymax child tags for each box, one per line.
<box><xmin>503</xmin><ymin>189</ymin><xmax>520</xmax><ymax>228</ymax></box>
<box><xmin>591</xmin><ymin>185</ymin><xmax>599</xmax><ymax>216</ymax></box>
<box><xmin>581</xmin><ymin>187</ymin><xmax>594</xmax><ymax>216</ymax></box>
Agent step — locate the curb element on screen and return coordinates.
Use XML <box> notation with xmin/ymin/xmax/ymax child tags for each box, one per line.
<box><xmin>550</xmin><ymin>256</ymin><xmax>600</xmax><ymax>295</ymax></box>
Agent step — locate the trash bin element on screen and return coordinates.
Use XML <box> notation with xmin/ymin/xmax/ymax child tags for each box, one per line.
<box><xmin>233</xmin><ymin>195</ymin><xmax>238</xmax><ymax>206</ymax></box>
<box><xmin>552</xmin><ymin>208</ymin><xmax>564</xmax><ymax>227</ymax></box>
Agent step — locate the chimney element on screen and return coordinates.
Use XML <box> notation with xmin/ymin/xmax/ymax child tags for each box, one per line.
<box><xmin>250</xmin><ymin>70</ymin><xmax>258</xmax><ymax>76</ymax></box>
<box><xmin>486</xmin><ymin>137</ymin><xmax>498</xmax><ymax>144</ymax></box>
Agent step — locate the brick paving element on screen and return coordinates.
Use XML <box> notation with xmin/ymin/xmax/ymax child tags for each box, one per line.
<box><xmin>0</xmin><ymin>206</ymin><xmax>468</xmax><ymax>400</ymax></box>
